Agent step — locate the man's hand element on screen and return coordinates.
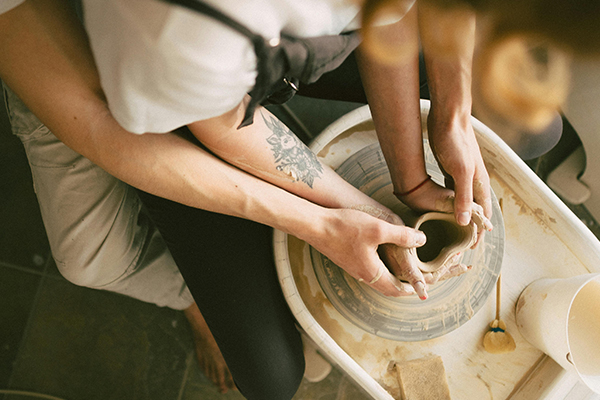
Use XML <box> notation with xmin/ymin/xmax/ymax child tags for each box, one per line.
<box><xmin>401</xmin><ymin>175</ymin><xmax>493</xmax><ymax>248</ymax></box>
<box><xmin>308</xmin><ymin>207</ymin><xmax>427</xmax><ymax>298</ymax></box>
<box><xmin>427</xmin><ymin>108</ymin><xmax>493</xmax><ymax>224</ymax></box>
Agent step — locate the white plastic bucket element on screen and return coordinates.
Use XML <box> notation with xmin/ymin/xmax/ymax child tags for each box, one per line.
<box><xmin>515</xmin><ymin>273</ymin><xmax>600</xmax><ymax>393</ymax></box>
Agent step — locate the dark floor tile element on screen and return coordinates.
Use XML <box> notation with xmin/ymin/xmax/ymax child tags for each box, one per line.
<box><xmin>8</xmin><ymin>278</ymin><xmax>192</xmax><ymax>400</ymax></box>
<box><xmin>522</xmin><ymin>117</ymin><xmax>600</xmax><ymax>241</ymax></box>
<box><xmin>293</xmin><ymin>367</ymin><xmax>370</xmax><ymax>400</ymax></box>
<box><xmin>0</xmin><ymin>267</ymin><xmax>41</xmax><ymax>388</ymax></box>
<box><xmin>565</xmin><ymin>203</ymin><xmax>600</xmax><ymax>240</ymax></box>
<box><xmin>293</xmin><ymin>367</ymin><xmax>344</xmax><ymax>400</ymax></box>
<box><xmin>0</xmin><ymin>130</ymin><xmax>50</xmax><ymax>272</ymax></box>
<box><xmin>335</xmin><ymin>376</ymin><xmax>372</xmax><ymax>400</ymax></box>
<box><xmin>181</xmin><ymin>358</ymin><xmax>245</xmax><ymax>400</ymax></box>
<box><xmin>44</xmin><ymin>258</ymin><xmax>63</xmax><ymax>279</ymax></box>
<box><xmin>180</xmin><ymin>355</ymin><xmax>360</xmax><ymax>400</ymax></box>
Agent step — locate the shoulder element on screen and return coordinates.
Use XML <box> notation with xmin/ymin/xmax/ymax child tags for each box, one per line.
<box><xmin>84</xmin><ymin>0</ymin><xmax>257</xmax><ymax>132</ymax></box>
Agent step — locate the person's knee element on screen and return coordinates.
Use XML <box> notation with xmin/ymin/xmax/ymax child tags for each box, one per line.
<box><xmin>236</xmin><ymin>354</ymin><xmax>305</xmax><ymax>400</ymax></box>
<box><xmin>52</xmin><ymin>250</ymin><xmax>124</xmax><ymax>288</ymax></box>
<box><xmin>50</xmin><ymin>189</ymin><xmax>152</xmax><ymax>288</ymax></box>
<box><xmin>225</xmin><ymin>326</ymin><xmax>305</xmax><ymax>400</ymax></box>
<box><xmin>51</xmin><ymin>224</ymin><xmax>145</xmax><ymax>289</ymax></box>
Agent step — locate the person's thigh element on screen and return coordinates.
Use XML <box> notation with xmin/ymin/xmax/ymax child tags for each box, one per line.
<box><xmin>135</xmin><ymin>190</ymin><xmax>305</xmax><ymax>400</ymax></box>
<box><xmin>3</xmin><ymin>84</ymin><xmax>193</xmax><ymax>309</ymax></box>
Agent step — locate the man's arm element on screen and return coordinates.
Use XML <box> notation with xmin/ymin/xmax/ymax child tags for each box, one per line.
<box><xmin>357</xmin><ymin>3</ymin><xmax>458</xmax><ymax>218</ymax></box>
<box><xmin>0</xmin><ymin>0</ymin><xmax>427</xmax><ymax>297</ymax></box>
<box><xmin>356</xmin><ymin>5</ymin><xmax>428</xmax><ymax>197</ymax></box>
<box><xmin>356</xmin><ymin>5</ymin><xmax>446</xmax><ymax>299</ymax></box>
<box><xmin>356</xmin><ymin>1</ymin><xmax>491</xmax><ymax>222</ymax></box>
<box><xmin>418</xmin><ymin>0</ymin><xmax>492</xmax><ymax>222</ymax></box>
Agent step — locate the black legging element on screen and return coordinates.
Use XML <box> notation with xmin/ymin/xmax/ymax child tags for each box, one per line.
<box><xmin>136</xmin><ymin>191</ymin><xmax>305</xmax><ymax>399</ymax></box>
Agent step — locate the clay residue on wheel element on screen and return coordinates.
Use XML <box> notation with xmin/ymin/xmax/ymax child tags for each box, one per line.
<box><xmin>317</xmin><ymin>121</ymin><xmax>374</xmax><ymax>159</ymax></box>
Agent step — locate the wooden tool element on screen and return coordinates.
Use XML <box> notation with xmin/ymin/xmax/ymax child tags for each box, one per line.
<box><xmin>483</xmin><ymin>198</ymin><xmax>516</xmax><ymax>354</ymax></box>
<box><xmin>484</xmin><ymin>273</ymin><xmax>516</xmax><ymax>353</ymax></box>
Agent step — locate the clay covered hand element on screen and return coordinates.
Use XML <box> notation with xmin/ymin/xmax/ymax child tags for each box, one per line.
<box><xmin>392</xmin><ymin>211</ymin><xmax>478</xmax><ymax>274</ymax></box>
<box><xmin>350</xmin><ymin>204</ymin><xmax>478</xmax><ymax>299</ymax></box>
<box><xmin>378</xmin><ymin>239</ymin><xmax>471</xmax><ymax>301</ymax></box>
<box><xmin>427</xmin><ymin>107</ymin><xmax>493</xmax><ymax>226</ymax></box>
<box><xmin>313</xmin><ymin>205</ymin><xmax>430</xmax><ymax>298</ymax></box>
<box><xmin>399</xmin><ymin>177</ymin><xmax>492</xmax><ymax>247</ymax></box>
<box><xmin>354</xmin><ymin>203</ymin><xmax>491</xmax><ymax>300</ymax></box>
<box><xmin>348</xmin><ymin>205</ymin><xmax>424</xmax><ymax>297</ymax></box>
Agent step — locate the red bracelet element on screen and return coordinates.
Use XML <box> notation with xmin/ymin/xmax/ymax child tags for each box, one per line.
<box><xmin>394</xmin><ymin>175</ymin><xmax>432</xmax><ymax>197</ymax></box>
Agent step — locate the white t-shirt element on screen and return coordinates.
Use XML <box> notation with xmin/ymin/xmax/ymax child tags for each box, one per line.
<box><xmin>0</xmin><ymin>0</ymin><xmax>26</xmax><ymax>15</ymax></box>
<box><xmin>82</xmin><ymin>0</ymin><xmax>361</xmax><ymax>134</ymax></box>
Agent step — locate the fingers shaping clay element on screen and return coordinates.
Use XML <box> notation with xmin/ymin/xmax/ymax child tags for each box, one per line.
<box><xmin>394</xmin><ymin>355</ymin><xmax>452</xmax><ymax>400</ymax></box>
<box><xmin>395</xmin><ymin>212</ymin><xmax>477</xmax><ymax>273</ymax></box>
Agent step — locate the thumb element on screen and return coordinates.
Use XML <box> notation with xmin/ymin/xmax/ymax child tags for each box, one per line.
<box><xmin>384</xmin><ymin>224</ymin><xmax>427</xmax><ymax>248</ymax></box>
<box><xmin>453</xmin><ymin>175</ymin><xmax>474</xmax><ymax>226</ymax></box>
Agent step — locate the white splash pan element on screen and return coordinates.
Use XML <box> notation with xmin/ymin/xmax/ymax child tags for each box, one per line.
<box><xmin>274</xmin><ymin>100</ymin><xmax>600</xmax><ymax>399</ymax></box>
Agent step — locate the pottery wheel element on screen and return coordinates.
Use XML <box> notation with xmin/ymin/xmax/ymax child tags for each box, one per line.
<box><xmin>310</xmin><ymin>141</ymin><xmax>505</xmax><ymax>342</ymax></box>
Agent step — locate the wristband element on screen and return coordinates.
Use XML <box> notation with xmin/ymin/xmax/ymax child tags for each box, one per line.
<box><xmin>394</xmin><ymin>175</ymin><xmax>431</xmax><ymax>197</ymax></box>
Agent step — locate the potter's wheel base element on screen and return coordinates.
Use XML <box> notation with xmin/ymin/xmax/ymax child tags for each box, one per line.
<box><xmin>310</xmin><ymin>142</ymin><xmax>505</xmax><ymax>342</ymax></box>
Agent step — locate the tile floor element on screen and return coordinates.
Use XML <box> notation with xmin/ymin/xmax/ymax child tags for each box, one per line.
<box><xmin>1</xmin><ymin>91</ymin><xmax>598</xmax><ymax>400</ymax></box>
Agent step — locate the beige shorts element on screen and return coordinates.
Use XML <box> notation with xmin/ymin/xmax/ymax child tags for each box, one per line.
<box><xmin>3</xmin><ymin>83</ymin><xmax>193</xmax><ymax>310</ymax></box>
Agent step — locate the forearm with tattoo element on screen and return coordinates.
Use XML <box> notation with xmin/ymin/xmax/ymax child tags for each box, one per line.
<box><xmin>261</xmin><ymin>111</ymin><xmax>323</xmax><ymax>188</ymax></box>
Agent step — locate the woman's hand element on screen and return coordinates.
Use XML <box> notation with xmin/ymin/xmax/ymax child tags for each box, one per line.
<box><xmin>341</xmin><ymin>203</ymin><xmax>480</xmax><ymax>300</ymax></box>
<box><xmin>379</xmin><ymin>245</ymin><xmax>471</xmax><ymax>295</ymax></box>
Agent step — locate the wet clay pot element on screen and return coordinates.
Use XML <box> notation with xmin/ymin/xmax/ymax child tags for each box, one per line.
<box><xmin>398</xmin><ymin>212</ymin><xmax>478</xmax><ymax>273</ymax></box>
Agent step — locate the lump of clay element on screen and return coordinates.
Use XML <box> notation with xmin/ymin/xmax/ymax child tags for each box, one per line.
<box><xmin>395</xmin><ymin>212</ymin><xmax>477</xmax><ymax>273</ymax></box>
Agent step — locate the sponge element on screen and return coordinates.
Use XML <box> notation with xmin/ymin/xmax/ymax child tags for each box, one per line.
<box><xmin>394</xmin><ymin>355</ymin><xmax>452</xmax><ymax>400</ymax></box>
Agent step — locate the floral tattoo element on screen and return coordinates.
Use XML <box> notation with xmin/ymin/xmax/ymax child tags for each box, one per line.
<box><xmin>261</xmin><ymin>112</ymin><xmax>323</xmax><ymax>188</ymax></box>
